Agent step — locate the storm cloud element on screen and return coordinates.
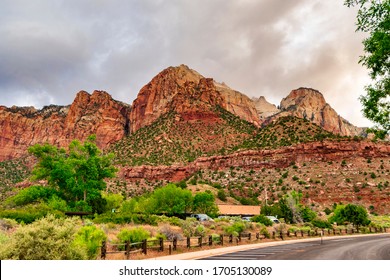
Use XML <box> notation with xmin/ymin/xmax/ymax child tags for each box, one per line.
<box><xmin>0</xmin><ymin>0</ymin><xmax>372</xmax><ymax>126</ymax></box>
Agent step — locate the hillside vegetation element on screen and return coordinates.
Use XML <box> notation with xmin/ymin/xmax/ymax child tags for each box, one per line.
<box><xmin>109</xmin><ymin>107</ymin><xmax>342</xmax><ymax>166</ymax></box>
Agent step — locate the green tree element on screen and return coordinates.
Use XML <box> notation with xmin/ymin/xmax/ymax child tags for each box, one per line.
<box><xmin>192</xmin><ymin>191</ymin><xmax>219</xmax><ymax>217</ymax></box>
<box><xmin>329</xmin><ymin>204</ymin><xmax>371</xmax><ymax>229</ymax></box>
<box><xmin>345</xmin><ymin>0</ymin><xmax>390</xmax><ymax>137</ymax></box>
<box><xmin>146</xmin><ymin>184</ymin><xmax>193</xmax><ymax>215</ymax></box>
<box><xmin>28</xmin><ymin>135</ymin><xmax>117</xmax><ymax>212</ymax></box>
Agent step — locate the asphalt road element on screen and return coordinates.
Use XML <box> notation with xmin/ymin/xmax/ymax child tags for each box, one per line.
<box><xmin>200</xmin><ymin>234</ymin><xmax>390</xmax><ymax>260</ymax></box>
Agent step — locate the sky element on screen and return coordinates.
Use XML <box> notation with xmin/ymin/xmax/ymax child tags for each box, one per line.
<box><xmin>0</xmin><ymin>0</ymin><xmax>373</xmax><ymax>127</ymax></box>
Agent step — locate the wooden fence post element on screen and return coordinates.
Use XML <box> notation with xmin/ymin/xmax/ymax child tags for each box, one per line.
<box><xmin>187</xmin><ymin>237</ymin><xmax>191</xmax><ymax>249</ymax></box>
<box><xmin>169</xmin><ymin>245</ymin><xmax>172</xmax><ymax>255</ymax></box>
<box><xmin>198</xmin><ymin>236</ymin><xmax>202</xmax><ymax>248</ymax></box>
<box><xmin>301</xmin><ymin>230</ymin><xmax>304</xmax><ymax>237</ymax></box>
<box><xmin>142</xmin><ymin>239</ymin><xmax>147</xmax><ymax>255</ymax></box>
<box><xmin>256</xmin><ymin>233</ymin><xmax>260</xmax><ymax>240</ymax></box>
<box><xmin>280</xmin><ymin>231</ymin><xmax>284</xmax><ymax>240</ymax></box>
<box><xmin>125</xmin><ymin>240</ymin><xmax>130</xmax><ymax>259</ymax></box>
<box><xmin>101</xmin><ymin>240</ymin><xmax>107</xmax><ymax>260</ymax></box>
<box><xmin>173</xmin><ymin>237</ymin><xmax>177</xmax><ymax>251</ymax></box>
<box><xmin>295</xmin><ymin>231</ymin><xmax>298</xmax><ymax>237</ymax></box>
<box><xmin>287</xmin><ymin>231</ymin><xmax>290</xmax><ymax>238</ymax></box>
<box><xmin>209</xmin><ymin>235</ymin><xmax>212</xmax><ymax>246</ymax></box>
<box><xmin>159</xmin><ymin>237</ymin><xmax>164</xmax><ymax>252</ymax></box>
<box><xmin>272</xmin><ymin>231</ymin><xmax>276</xmax><ymax>239</ymax></box>
<box><xmin>248</xmin><ymin>232</ymin><xmax>251</xmax><ymax>241</ymax></box>
<box><xmin>229</xmin><ymin>234</ymin><xmax>233</xmax><ymax>243</ymax></box>
<box><xmin>221</xmin><ymin>234</ymin><xmax>224</xmax><ymax>246</ymax></box>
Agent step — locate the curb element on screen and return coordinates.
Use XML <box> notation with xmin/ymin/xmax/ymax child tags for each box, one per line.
<box><xmin>146</xmin><ymin>233</ymin><xmax>390</xmax><ymax>260</ymax></box>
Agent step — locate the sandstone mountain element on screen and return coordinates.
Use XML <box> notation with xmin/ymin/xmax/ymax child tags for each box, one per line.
<box><xmin>129</xmin><ymin>64</ymin><xmax>261</xmax><ymax>132</ymax></box>
<box><xmin>0</xmin><ymin>65</ymin><xmax>367</xmax><ymax>162</ymax></box>
<box><xmin>278</xmin><ymin>88</ymin><xmax>365</xmax><ymax>136</ymax></box>
<box><xmin>0</xmin><ymin>90</ymin><xmax>131</xmax><ymax>161</ymax></box>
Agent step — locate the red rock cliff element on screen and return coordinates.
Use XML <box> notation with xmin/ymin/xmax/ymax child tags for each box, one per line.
<box><xmin>129</xmin><ymin>64</ymin><xmax>261</xmax><ymax>132</ymax></box>
<box><xmin>0</xmin><ymin>90</ymin><xmax>131</xmax><ymax>161</ymax></box>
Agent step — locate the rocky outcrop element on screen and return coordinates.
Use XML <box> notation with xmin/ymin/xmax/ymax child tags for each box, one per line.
<box><xmin>252</xmin><ymin>96</ymin><xmax>280</xmax><ymax>121</ymax></box>
<box><xmin>0</xmin><ymin>90</ymin><xmax>131</xmax><ymax>161</ymax></box>
<box><xmin>129</xmin><ymin>64</ymin><xmax>261</xmax><ymax>132</ymax></box>
<box><xmin>278</xmin><ymin>88</ymin><xmax>364</xmax><ymax>136</ymax></box>
<box><xmin>119</xmin><ymin>140</ymin><xmax>390</xmax><ymax>182</ymax></box>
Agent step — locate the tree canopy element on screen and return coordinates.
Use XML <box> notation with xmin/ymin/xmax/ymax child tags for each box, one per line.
<box><xmin>329</xmin><ymin>204</ymin><xmax>371</xmax><ymax>229</ymax></box>
<box><xmin>345</xmin><ymin>0</ymin><xmax>390</xmax><ymax>137</ymax></box>
<box><xmin>28</xmin><ymin>135</ymin><xmax>117</xmax><ymax>212</ymax></box>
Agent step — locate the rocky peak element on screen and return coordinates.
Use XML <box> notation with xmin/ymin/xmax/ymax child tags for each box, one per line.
<box><xmin>0</xmin><ymin>90</ymin><xmax>131</xmax><ymax>161</ymax></box>
<box><xmin>130</xmin><ymin>64</ymin><xmax>260</xmax><ymax>132</ymax></box>
<box><xmin>252</xmin><ymin>96</ymin><xmax>280</xmax><ymax>120</ymax></box>
<box><xmin>278</xmin><ymin>87</ymin><xmax>364</xmax><ymax>136</ymax></box>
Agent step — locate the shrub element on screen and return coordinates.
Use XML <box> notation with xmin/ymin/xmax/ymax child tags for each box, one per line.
<box><xmin>259</xmin><ymin>226</ymin><xmax>271</xmax><ymax>239</ymax></box>
<box><xmin>0</xmin><ymin>231</ymin><xmax>9</xmax><ymax>245</ymax></box>
<box><xmin>311</xmin><ymin>219</ymin><xmax>332</xmax><ymax>229</ymax></box>
<box><xmin>180</xmin><ymin>218</ymin><xmax>199</xmax><ymax>238</ymax></box>
<box><xmin>195</xmin><ymin>225</ymin><xmax>207</xmax><ymax>237</ymax></box>
<box><xmin>73</xmin><ymin>225</ymin><xmax>106</xmax><ymax>259</ymax></box>
<box><xmin>250</xmin><ymin>215</ymin><xmax>273</xmax><ymax>226</ymax></box>
<box><xmin>158</xmin><ymin>224</ymin><xmax>183</xmax><ymax>241</ymax></box>
<box><xmin>0</xmin><ymin>215</ymin><xmax>87</xmax><ymax>260</ymax></box>
<box><xmin>217</xmin><ymin>189</ymin><xmax>227</xmax><ymax>202</ymax></box>
<box><xmin>0</xmin><ymin>218</ymin><xmax>18</xmax><ymax>231</ymax></box>
<box><xmin>117</xmin><ymin>227</ymin><xmax>151</xmax><ymax>244</ymax></box>
<box><xmin>224</xmin><ymin>221</ymin><xmax>247</xmax><ymax>236</ymax></box>
<box><xmin>0</xmin><ymin>204</ymin><xmax>64</xmax><ymax>224</ymax></box>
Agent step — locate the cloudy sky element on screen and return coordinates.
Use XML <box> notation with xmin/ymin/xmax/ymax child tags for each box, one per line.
<box><xmin>0</xmin><ymin>0</ymin><xmax>373</xmax><ymax>127</ymax></box>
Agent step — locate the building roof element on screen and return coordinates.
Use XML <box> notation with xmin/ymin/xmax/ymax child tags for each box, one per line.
<box><xmin>217</xmin><ymin>204</ymin><xmax>261</xmax><ymax>216</ymax></box>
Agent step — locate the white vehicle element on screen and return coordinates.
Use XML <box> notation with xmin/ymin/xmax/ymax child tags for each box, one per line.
<box><xmin>190</xmin><ymin>214</ymin><xmax>214</xmax><ymax>222</ymax></box>
<box><xmin>266</xmin><ymin>216</ymin><xmax>280</xmax><ymax>224</ymax></box>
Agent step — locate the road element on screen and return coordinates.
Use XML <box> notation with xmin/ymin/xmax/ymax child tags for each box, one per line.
<box><xmin>200</xmin><ymin>234</ymin><xmax>390</xmax><ymax>260</ymax></box>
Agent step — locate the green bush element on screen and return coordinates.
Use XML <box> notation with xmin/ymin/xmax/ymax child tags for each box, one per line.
<box><xmin>260</xmin><ymin>226</ymin><xmax>271</xmax><ymax>239</ymax></box>
<box><xmin>311</xmin><ymin>219</ymin><xmax>332</xmax><ymax>229</ymax></box>
<box><xmin>0</xmin><ymin>215</ymin><xmax>87</xmax><ymax>260</ymax></box>
<box><xmin>180</xmin><ymin>218</ymin><xmax>199</xmax><ymax>238</ymax></box>
<box><xmin>93</xmin><ymin>213</ymin><xmax>158</xmax><ymax>225</ymax></box>
<box><xmin>250</xmin><ymin>215</ymin><xmax>273</xmax><ymax>226</ymax></box>
<box><xmin>0</xmin><ymin>231</ymin><xmax>9</xmax><ymax>245</ymax></box>
<box><xmin>73</xmin><ymin>225</ymin><xmax>106</xmax><ymax>259</ymax></box>
<box><xmin>224</xmin><ymin>221</ymin><xmax>247</xmax><ymax>236</ymax></box>
<box><xmin>0</xmin><ymin>204</ymin><xmax>65</xmax><ymax>224</ymax></box>
<box><xmin>117</xmin><ymin>227</ymin><xmax>151</xmax><ymax>244</ymax></box>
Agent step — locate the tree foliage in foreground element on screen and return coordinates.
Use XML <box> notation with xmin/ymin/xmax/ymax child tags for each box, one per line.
<box><xmin>329</xmin><ymin>204</ymin><xmax>371</xmax><ymax>229</ymax></box>
<box><xmin>28</xmin><ymin>135</ymin><xmax>117</xmax><ymax>212</ymax></box>
<box><xmin>0</xmin><ymin>215</ymin><xmax>87</xmax><ymax>260</ymax></box>
<box><xmin>345</xmin><ymin>0</ymin><xmax>390</xmax><ymax>137</ymax></box>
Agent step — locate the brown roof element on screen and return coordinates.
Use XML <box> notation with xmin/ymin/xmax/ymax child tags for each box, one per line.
<box><xmin>217</xmin><ymin>204</ymin><xmax>261</xmax><ymax>216</ymax></box>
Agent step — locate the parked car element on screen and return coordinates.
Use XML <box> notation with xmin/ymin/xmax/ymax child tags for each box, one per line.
<box><xmin>241</xmin><ymin>216</ymin><xmax>252</xmax><ymax>222</ymax></box>
<box><xmin>266</xmin><ymin>216</ymin><xmax>280</xmax><ymax>224</ymax></box>
<box><xmin>190</xmin><ymin>214</ymin><xmax>214</xmax><ymax>222</ymax></box>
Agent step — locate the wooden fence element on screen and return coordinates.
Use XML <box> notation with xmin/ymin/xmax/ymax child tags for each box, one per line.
<box><xmin>100</xmin><ymin>226</ymin><xmax>388</xmax><ymax>259</ymax></box>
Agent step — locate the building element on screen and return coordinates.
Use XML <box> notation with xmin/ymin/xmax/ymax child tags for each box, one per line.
<box><xmin>217</xmin><ymin>204</ymin><xmax>261</xmax><ymax>217</ymax></box>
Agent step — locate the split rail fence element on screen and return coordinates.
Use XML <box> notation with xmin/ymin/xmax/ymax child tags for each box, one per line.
<box><xmin>100</xmin><ymin>226</ymin><xmax>388</xmax><ymax>259</ymax></box>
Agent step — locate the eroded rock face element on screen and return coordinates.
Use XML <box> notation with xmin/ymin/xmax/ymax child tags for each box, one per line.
<box><xmin>129</xmin><ymin>64</ymin><xmax>261</xmax><ymax>132</ymax></box>
<box><xmin>119</xmin><ymin>140</ymin><xmax>390</xmax><ymax>182</ymax></box>
<box><xmin>252</xmin><ymin>96</ymin><xmax>280</xmax><ymax>121</ymax></box>
<box><xmin>279</xmin><ymin>88</ymin><xmax>364</xmax><ymax>136</ymax></box>
<box><xmin>0</xmin><ymin>90</ymin><xmax>131</xmax><ymax>161</ymax></box>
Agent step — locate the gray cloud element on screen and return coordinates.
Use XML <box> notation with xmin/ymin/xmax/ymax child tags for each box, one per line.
<box><xmin>0</xmin><ymin>0</ymin><xmax>372</xmax><ymax>127</ymax></box>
